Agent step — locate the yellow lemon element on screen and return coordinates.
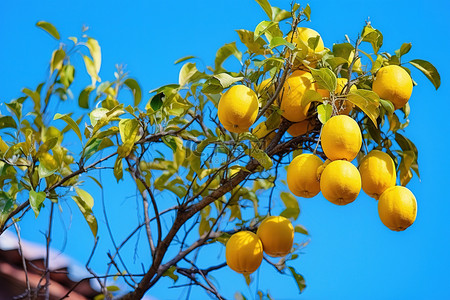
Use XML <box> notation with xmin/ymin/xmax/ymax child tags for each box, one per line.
<box><xmin>359</xmin><ymin>150</ymin><xmax>396</xmax><ymax>199</ymax></box>
<box><xmin>378</xmin><ymin>186</ymin><xmax>417</xmax><ymax>231</ymax></box>
<box><xmin>320</xmin><ymin>160</ymin><xmax>361</xmax><ymax>205</ymax></box>
<box><xmin>372</xmin><ymin>65</ymin><xmax>413</xmax><ymax>110</ymax></box>
<box><xmin>218</xmin><ymin>85</ymin><xmax>259</xmax><ymax>133</ymax></box>
<box><xmin>321</xmin><ymin>115</ymin><xmax>362</xmax><ymax>161</ymax></box>
<box><xmin>257</xmin><ymin>216</ymin><xmax>294</xmax><ymax>257</ymax></box>
<box><xmin>225</xmin><ymin>231</ymin><xmax>263</xmax><ymax>275</ymax></box>
<box><xmin>280</xmin><ymin>70</ymin><xmax>314</xmax><ymax>122</ymax></box>
<box><xmin>288</xmin><ymin>27</ymin><xmax>325</xmax><ymax>54</ymax></box>
<box><xmin>287</xmin><ymin>153</ymin><xmax>323</xmax><ymax>198</ymax></box>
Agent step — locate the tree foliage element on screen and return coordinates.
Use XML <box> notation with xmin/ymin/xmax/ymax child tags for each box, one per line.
<box><xmin>0</xmin><ymin>1</ymin><xmax>439</xmax><ymax>299</ymax></box>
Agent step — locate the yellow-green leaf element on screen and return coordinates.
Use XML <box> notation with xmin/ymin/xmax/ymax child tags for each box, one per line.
<box><xmin>347</xmin><ymin>90</ymin><xmax>380</xmax><ymax>127</ymax></box>
<box><xmin>36</xmin><ymin>21</ymin><xmax>60</xmax><ymax>40</ymax></box>
<box><xmin>86</xmin><ymin>38</ymin><xmax>101</xmax><ymax>74</ymax></box>
<box><xmin>54</xmin><ymin>113</ymin><xmax>82</xmax><ymax>142</ymax></box>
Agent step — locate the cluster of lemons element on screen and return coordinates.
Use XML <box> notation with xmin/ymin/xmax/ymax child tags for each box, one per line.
<box><xmin>287</xmin><ymin>115</ymin><xmax>417</xmax><ymax>232</ymax></box>
<box><xmin>217</xmin><ymin>27</ymin><xmax>417</xmax><ymax>275</ymax></box>
<box><xmin>225</xmin><ymin>216</ymin><xmax>294</xmax><ymax>275</ymax></box>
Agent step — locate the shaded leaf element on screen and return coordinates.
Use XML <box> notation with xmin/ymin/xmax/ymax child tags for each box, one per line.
<box><xmin>409</xmin><ymin>59</ymin><xmax>440</xmax><ymax>90</ymax></box>
<box><xmin>288</xmin><ymin>266</ymin><xmax>306</xmax><ymax>293</ymax></box>
<box><xmin>395</xmin><ymin>43</ymin><xmax>412</xmax><ymax>57</ymax></box>
<box><xmin>149</xmin><ymin>92</ymin><xmax>164</xmax><ymax>111</ymax></box>
<box><xmin>124</xmin><ymin>78</ymin><xmax>142</xmax><ymax>106</ymax></box>
<box><xmin>50</xmin><ymin>49</ymin><xmax>65</xmax><ymax>73</ymax></box>
<box><xmin>236</xmin><ymin>29</ymin><xmax>267</xmax><ymax>55</ymax></box>
<box><xmin>36</xmin><ymin>21</ymin><xmax>60</xmax><ymax>40</ymax></box>
<box><xmin>246</xmin><ymin>148</ymin><xmax>272</xmax><ymax>169</ymax></box>
<box><xmin>215</xmin><ymin>42</ymin><xmax>242</xmax><ymax>72</ymax></box>
<box><xmin>78</xmin><ymin>86</ymin><xmax>94</xmax><ymax>109</ymax></box>
<box><xmin>174</xmin><ymin>55</ymin><xmax>196</xmax><ymax>65</ymax></box>
<box><xmin>294</xmin><ymin>224</ymin><xmax>308</xmax><ymax>235</ymax></box>
<box><xmin>280</xmin><ymin>192</ymin><xmax>300</xmax><ymax>220</ymax></box>
<box><xmin>301</xmin><ymin>89</ymin><xmax>323</xmax><ymax>107</ymax></box>
<box><xmin>0</xmin><ymin>116</ymin><xmax>17</xmax><ymax>129</ymax></box>
<box><xmin>269</xmin><ymin>37</ymin><xmax>295</xmax><ymax>50</ymax></box>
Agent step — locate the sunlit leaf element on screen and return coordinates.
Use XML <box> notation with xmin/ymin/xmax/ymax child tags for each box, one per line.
<box><xmin>72</xmin><ymin>195</ymin><xmax>98</xmax><ymax>237</ymax></box>
<box><xmin>254</xmin><ymin>0</ymin><xmax>273</xmax><ymax>20</ymax></box>
<box><xmin>54</xmin><ymin>113</ymin><xmax>82</xmax><ymax>142</ymax></box>
<box><xmin>50</xmin><ymin>49</ymin><xmax>65</xmax><ymax>73</ymax></box>
<box><xmin>215</xmin><ymin>42</ymin><xmax>242</xmax><ymax>72</ymax></box>
<box><xmin>86</xmin><ymin>38</ymin><xmax>101</xmax><ymax>73</ymax></box>
<box><xmin>288</xmin><ymin>266</ymin><xmax>306</xmax><ymax>293</ymax></box>
<box><xmin>347</xmin><ymin>90</ymin><xmax>380</xmax><ymax>127</ymax></box>
<box><xmin>310</xmin><ymin>68</ymin><xmax>337</xmax><ymax>92</ymax></box>
<box><xmin>317</xmin><ymin>103</ymin><xmax>332</xmax><ymax>124</ymax></box>
<box><xmin>280</xmin><ymin>192</ymin><xmax>300</xmax><ymax>220</ymax></box>
<box><xmin>124</xmin><ymin>78</ymin><xmax>142</xmax><ymax>107</ymax></box>
<box><xmin>30</xmin><ymin>190</ymin><xmax>46</xmax><ymax>217</ymax></box>
<box><xmin>236</xmin><ymin>29</ymin><xmax>267</xmax><ymax>55</ymax></box>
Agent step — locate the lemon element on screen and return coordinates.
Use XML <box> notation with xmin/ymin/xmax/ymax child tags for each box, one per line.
<box><xmin>287</xmin><ymin>153</ymin><xmax>323</xmax><ymax>198</ymax></box>
<box><xmin>257</xmin><ymin>216</ymin><xmax>294</xmax><ymax>257</ymax></box>
<box><xmin>225</xmin><ymin>231</ymin><xmax>263</xmax><ymax>275</ymax></box>
<box><xmin>320</xmin><ymin>160</ymin><xmax>361</xmax><ymax>205</ymax></box>
<box><xmin>359</xmin><ymin>150</ymin><xmax>396</xmax><ymax>199</ymax></box>
<box><xmin>321</xmin><ymin>115</ymin><xmax>362</xmax><ymax>161</ymax></box>
<box><xmin>372</xmin><ymin>65</ymin><xmax>413</xmax><ymax>109</ymax></box>
<box><xmin>218</xmin><ymin>85</ymin><xmax>259</xmax><ymax>133</ymax></box>
<box><xmin>280</xmin><ymin>70</ymin><xmax>315</xmax><ymax>122</ymax></box>
<box><xmin>378</xmin><ymin>186</ymin><xmax>417</xmax><ymax>231</ymax></box>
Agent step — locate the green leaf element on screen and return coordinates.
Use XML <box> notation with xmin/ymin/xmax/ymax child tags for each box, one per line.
<box><xmin>246</xmin><ymin>148</ymin><xmax>272</xmax><ymax>169</ymax></box>
<box><xmin>310</xmin><ymin>68</ymin><xmax>337</xmax><ymax>92</ymax></box>
<box><xmin>347</xmin><ymin>90</ymin><xmax>380</xmax><ymax>127</ymax></box>
<box><xmin>236</xmin><ymin>29</ymin><xmax>267</xmax><ymax>55</ymax></box>
<box><xmin>174</xmin><ymin>55</ymin><xmax>196</xmax><ymax>65</ymax></box>
<box><xmin>409</xmin><ymin>59</ymin><xmax>440</xmax><ymax>90</ymax></box>
<box><xmin>106</xmin><ymin>286</ymin><xmax>120</xmax><ymax>292</ymax></box>
<box><xmin>294</xmin><ymin>224</ymin><xmax>308</xmax><ymax>235</ymax></box>
<box><xmin>36</xmin><ymin>21</ymin><xmax>60</xmax><ymax>40</ymax></box>
<box><xmin>288</xmin><ymin>266</ymin><xmax>306</xmax><ymax>293</ymax></box>
<box><xmin>380</xmin><ymin>99</ymin><xmax>394</xmax><ymax>115</ymax></box>
<box><xmin>395</xmin><ymin>43</ymin><xmax>412</xmax><ymax>57</ymax></box>
<box><xmin>303</xmin><ymin>4</ymin><xmax>311</xmax><ymax>21</ymax></box>
<box><xmin>280</xmin><ymin>192</ymin><xmax>300</xmax><ymax>220</ymax></box>
<box><xmin>72</xmin><ymin>195</ymin><xmax>98</xmax><ymax>237</ymax></box>
<box><xmin>272</xmin><ymin>7</ymin><xmax>291</xmax><ymax>22</ymax></box>
<box><xmin>124</xmin><ymin>78</ymin><xmax>142</xmax><ymax>106</ymax></box>
<box><xmin>78</xmin><ymin>86</ymin><xmax>94</xmax><ymax>109</ymax></box>
<box><xmin>269</xmin><ymin>37</ymin><xmax>295</xmax><ymax>50</ymax></box>
<box><xmin>50</xmin><ymin>49</ymin><xmax>65</xmax><ymax>73</ymax></box>
<box><xmin>254</xmin><ymin>21</ymin><xmax>282</xmax><ymax>41</ymax></box>
<box><xmin>317</xmin><ymin>103</ymin><xmax>332</xmax><ymax>124</ymax></box>
<box><xmin>162</xmin><ymin>135</ymin><xmax>178</xmax><ymax>153</ymax></box>
<box><xmin>23</xmin><ymin>88</ymin><xmax>41</xmax><ymax>110</ymax></box>
<box><xmin>60</xmin><ymin>64</ymin><xmax>75</xmax><ymax>88</ymax></box>
<box><xmin>113</xmin><ymin>157</ymin><xmax>123</xmax><ymax>182</ymax></box>
<box><xmin>0</xmin><ymin>116</ymin><xmax>17</xmax><ymax>129</ymax></box>
<box><xmin>215</xmin><ymin>42</ymin><xmax>242</xmax><ymax>72</ymax></box>
<box><xmin>301</xmin><ymin>89</ymin><xmax>323</xmax><ymax>107</ymax></box>
<box><xmin>149</xmin><ymin>92</ymin><xmax>164</xmax><ymax>111</ymax></box>
<box><xmin>30</xmin><ymin>190</ymin><xmax>46</xmax><ymax>217</ymax></box>
<box><xmin>254</xmin><ymin>0</ymin><xmax>273</xmax><ymax>20</ymax></box>
<box><xmin>398</xmin><ymin>150</ymin><xmax>415</xmax><ymax>186</ymax></box>
<box><xmin>361</xmin><ymin>24</ymin><xmax>383</xmax><ymax>54</ymax></box>
<box><xmin>162</xmin><ymin>266</ymin><xmax>179</xmax><ymax>283</ymax></box>
<box><xmin>0</xmin><ymin>191</ymin><xmax>14</xmax><ymax>214</ymax></box>
<box><xmin>54</xmin><ymin>113</ymin><xmax>82</xmax><ymax>142</ymax></box>
<box><xmin>86</xmin><ymin>38</ymin><xmax>101</xmax><ymax>74</ymax></box>
<box><xmin>214</xmin><ymin>73</ymin><xmax>244</xmax><ymax>88</ymax></box>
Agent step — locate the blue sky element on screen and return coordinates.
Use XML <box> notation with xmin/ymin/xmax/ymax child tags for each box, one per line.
<box><xmin>1</xmin><ymin>0</ymin><xmax>450</xmax><ymax>299</ymax></box>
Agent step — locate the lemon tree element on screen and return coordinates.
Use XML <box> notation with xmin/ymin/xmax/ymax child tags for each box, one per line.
<box><xmin>0</xmin><ymin>1</ymin><xmax>440</xmax><ymax>299</ymax></box>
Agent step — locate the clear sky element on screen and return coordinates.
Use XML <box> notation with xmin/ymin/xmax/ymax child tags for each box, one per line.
<box><xmin>1</xmin><ymin>0</ymin><xmax>450</xmax><ymax>299</ymax></box>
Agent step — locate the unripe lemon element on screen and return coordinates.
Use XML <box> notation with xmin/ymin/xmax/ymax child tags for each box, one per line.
<box><xmin>378</xmin><ymin>186</ymin><xmax>417</xmax><ymax>231</ymax></box>
<box><xmin>287</xmin><ymin>153</ymin><xmax>323</xmax><ymax>198</ymax></box>
<box><xmin>359</xmin><ymin>150</ymin><xmax>396</xmax><ymax>199</ymax></box>
<box><xmin>321</xmin><ymin>115</ymin><xmax>362</xmax><ymax>161</ymax></box>
<box><xmin>225</xmin><ymin>231</ymin><xmax>263</xmax><ymax>275</ymax></box>
<box><xmin>218</xmin><ymin>85</ymin><xmax>259</xmax><ymax>133</ymax></box>
<box><xmin>280</xmin><ymin>70</ymin><xmax>315</xmax><ymax>122</ymax></box>
<box><xmin>287</xmin><ymin>119</ymin><xmax>313</xmax><ymax>137</ymax></box>
<box><xmin>320</xmin><ymin>160</ymin><xmax>361</xmax><ymax>205</ymax></box>
<box><xmin>257</xmin><ymin>216</ymin><xmax>294</xmax><ymax>257</ymax></box>
<box><xmin>372</xmin><ymin>65</ymin><xmax>413</xmax><ymax>110</ymax></box>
